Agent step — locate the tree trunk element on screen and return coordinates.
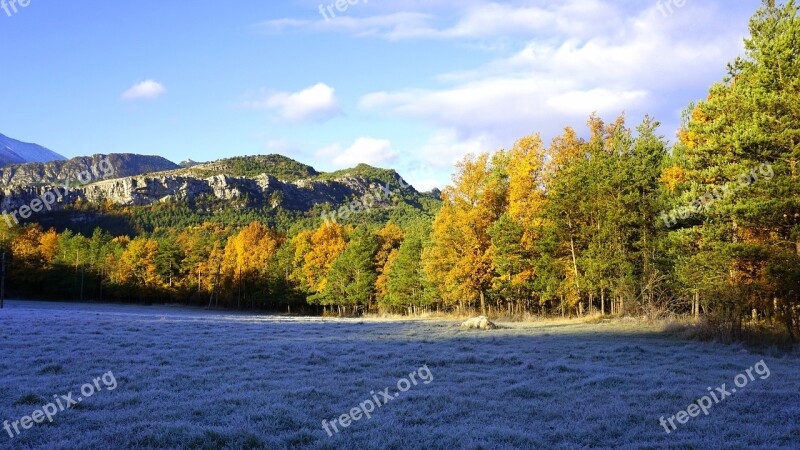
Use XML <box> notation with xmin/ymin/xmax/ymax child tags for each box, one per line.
<box><xmin>568</xmin><ymin>233</ymin><xmax>581</xmax><ymax>300</ymax></box>
<box><xmin>479</xmin><ymin>290</ymin><xmax>487</xmax><ymax>316</ymax></box>
<box><xmin>600</xmin><ymin>288</ymin><xmax>605</xmax><ymax>315</ymax></box>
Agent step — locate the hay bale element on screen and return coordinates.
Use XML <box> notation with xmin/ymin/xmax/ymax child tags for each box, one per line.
<box><xmin>460</xmin><ymin>316</ymin><xmax>497</xmax><ymax>330</ymax></box>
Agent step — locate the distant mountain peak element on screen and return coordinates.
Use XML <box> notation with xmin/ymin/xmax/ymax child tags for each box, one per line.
<box><xmin>0</xmin><ymin>133</ymin><xmax>66</xmax><ymax>167</ymax></box>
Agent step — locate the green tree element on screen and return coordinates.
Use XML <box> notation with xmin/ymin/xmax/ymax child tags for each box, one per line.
<box><xmin>318</xmin><ymin>227</ymin><xmax>379</xmax><ymax>313</ymax></box>
<box><xmin>386</xmin><ymin>223</ymin><xmax>431</xmax><ymax>312</ymax></box>
<box><xmin>678</xmin><ymin>0</ymin><xmax>800</xmax><ymax>339</ymax></box>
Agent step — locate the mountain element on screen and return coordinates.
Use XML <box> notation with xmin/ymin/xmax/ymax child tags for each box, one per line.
<box><xmin>66</xmin><ymin>157</ymin><xmax>420</xmax><ymax>211</ymax></box>
<box><xmin>0</xmin><ymin>154</ymin><xmax>440</xmax><ymax>232</ymax></box>
<box><xmin>0</xmin><ymin>153</ymin><xmax>180</xmax><ymax>186</ymax></box>
<box><xmin>0</xmin><ymin>133</ymin><xmax>67</xmax><ymax>167</ymax></box>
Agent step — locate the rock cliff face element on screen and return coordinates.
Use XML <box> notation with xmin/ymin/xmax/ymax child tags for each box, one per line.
<box><xmin>76</xmin><ymin>173</ymin><xmax>407</xmax><ymax>210</ymax></box>
<box><xmin>0</xmin><ymin>154</ymin><xmax>420</xmax><ymax>214</ymax></box>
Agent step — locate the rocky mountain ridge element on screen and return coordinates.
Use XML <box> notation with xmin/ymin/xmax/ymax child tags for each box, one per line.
<box><xmin>0</xmin><ymin>154</ymin><xmax>426</xmax><ymax>216</ymax></box>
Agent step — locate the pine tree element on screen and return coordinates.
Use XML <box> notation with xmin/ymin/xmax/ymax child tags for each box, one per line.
<box><xmin>386</xmin><ymin>223</ymin><xmax>431</xmax><ymax>312</ymax></box>
<box><xmin>320</xmin><ymin>227</ymin><xmax>379</xmax><ymax>313</ymax></box>
<box><xmin>678</xmin><ymin>0</ymin><xmax>800</xmax><ymax>338</ymax></box>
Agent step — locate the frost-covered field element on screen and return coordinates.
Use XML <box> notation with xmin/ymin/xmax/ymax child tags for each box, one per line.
<box><xmin>1</xmin><ymin>301</ymin><xmax>798</xmax><ymax>449</ymax></box>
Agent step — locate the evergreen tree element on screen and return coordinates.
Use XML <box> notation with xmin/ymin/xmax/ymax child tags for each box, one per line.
<box><xmin>386</xmin><ymin>223</ymin><xmax>430</xmax><ymax>312</ymax></box>
<box><xmin>320</xmin><ymin>227</ymin><xmax>379</xmax><ymax>312</ymax></box>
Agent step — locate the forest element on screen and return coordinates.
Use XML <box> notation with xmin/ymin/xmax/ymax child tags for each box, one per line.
<box><xmin>1</xmin><ymin>1</ymin><xmax>798</xmax><ymax>343</ymax></box>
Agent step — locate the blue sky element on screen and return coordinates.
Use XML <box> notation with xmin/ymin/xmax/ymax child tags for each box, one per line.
<box><xmin>0</xmin><ymin>0</ymin><xmax>760</xmax><ymax>190</ymax></box>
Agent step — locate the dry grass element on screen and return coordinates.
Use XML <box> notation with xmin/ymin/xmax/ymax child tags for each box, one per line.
<box><xmin>659</xmin><ymin>317</ymin><xmax>798</xmax><ymax>351</ymax></box>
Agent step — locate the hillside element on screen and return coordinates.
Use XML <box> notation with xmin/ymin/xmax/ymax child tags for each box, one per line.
<box><xmin>175</xmin><ymin>154</ymin><xmax>319</xmax><ymax>180</ymax></box>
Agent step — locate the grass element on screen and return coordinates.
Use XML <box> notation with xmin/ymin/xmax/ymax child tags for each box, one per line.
<box><xmin>0</xmin><ymin>300</ymin><xmax>798</xmax><ymax>449</ymax></box>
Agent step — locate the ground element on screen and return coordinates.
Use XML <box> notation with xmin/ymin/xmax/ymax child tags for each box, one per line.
<box><xmin>0</xmin><ymin>300</ymin><xmax>798</xmax><ymax>449</ymax></box>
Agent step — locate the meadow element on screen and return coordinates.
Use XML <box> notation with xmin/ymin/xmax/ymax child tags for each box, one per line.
<box><xmin>0</xmin><ymin>300</ymin><xmax>798</xmax><ymax>449</ymax></box>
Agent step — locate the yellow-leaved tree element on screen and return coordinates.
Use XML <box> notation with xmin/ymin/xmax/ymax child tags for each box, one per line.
<box><xmin>505</xmin><ymin>135</ymin><xmax>547</xmax><ymax>285</ymax></box>
<box><xmin>425</xmin><ymin>152</ymin><xmax>506</xmax><ymax>314</ymax></box>
<box><xmin>488</xmin><ymin>135</ymin><xmax>548</xmax><ymax>310</ymax></box>
<box><xmin>222</xmin><ymin>221</ymin><xmax>282</xmax><ymax>308</ymax></box>
<box><xmin>374</xmin><ymin>223</ymin><xmax>404</xmax><ymax>302</ymax></box>
<box><xmin>223</xmin><ymin>222</ymin><xmax>281</xmax><ymax>280</ymax></box>
<box><xmin>291</xmin><ymin>222</ymin><xmax>348</xmax><ymax>297</ymax></box>
<box><xmin>116</xmin><ymin>238</ymin><xmax>161</xmax><ymax>290</ymax></box>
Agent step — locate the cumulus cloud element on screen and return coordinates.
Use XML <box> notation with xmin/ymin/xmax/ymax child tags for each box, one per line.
<box><xmin>359</xmin><ymin>1</ymin><xmax>746</xmax><ymax>145</ymax></box>
<box><xmin>361</xmin><ymin>77</ymin><xmax>647</xmax><ymax>151</ymax></box>
<box><xmin>121</xmin><ymin>80</ymin><xmax>166</xmax><ymax>101</ymax></box>
<box><xmin>414</xmin><ymin>129</ymin><xmax>495</xmax><ymax>168</ymax></box>
<box><xmin>395</xmin><ymin>130</ymin><xmax>494</xmax><ymax>190</ymax></box>
<box><xmin>242</xmin><ymin>83</ymin><xmax>342</xmax><ymax>123</ymax></box>
<box><xmin>317</xmin><ymin>137</ymin><xmax>398</xmax><ymax>167</ymax></box>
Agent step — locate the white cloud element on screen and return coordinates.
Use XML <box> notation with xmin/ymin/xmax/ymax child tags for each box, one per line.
<box><xmin>121</xmin><ymin>80</ymin><xmax>166</xmax><ymax>101</ymax></box>
<box><xmin>380</xmin><ymin>130</ymin><xmax>495</xmax><ymax>191</ymax></box>
<box><xmin>258</xmin><ymin>1</ymin><xmax>633</xmax><ymax>41</ymax></box>
<box><xmin>361</xmin><ymin>76</ymin><xmax>648</xmax><ymax>148</ymax></box>
<box><xmin>410</xmin><ymin>179</ymin><xmax>442</xmax><ymax>192</ymax></box>
<box><xmin>259</xmin><ymin>12</ymin><xmax>435</xmax><ymax>40</ymax></box>
<box><xmin>360</xmin><ymin>1</ymin><xmax>746</xmax><ymax>145</ymax></box>
<box><xmin>317</xmin><ymin>137</ymin><xmax>398</xmax><ymax>168</ymax></box>
<box><xmin>414</xmin><ymin>129</ymin><xmax>495</xmax><ymax>168</ymax></box>
<box><xmin>242</xmin><ymin>83</ymin><xmax>342</xmax><ymax>123</ymax></box>
<box><xmin>427</xmin><ymin>1</ymin><xmax>614</xmax><ymax>40</ymax></box>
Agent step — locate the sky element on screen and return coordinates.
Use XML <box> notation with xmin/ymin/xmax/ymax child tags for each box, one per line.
<box><xmin>0</xmin><ymin>0</ymin><xmax>761</xmax><ymax>190</ymax></box>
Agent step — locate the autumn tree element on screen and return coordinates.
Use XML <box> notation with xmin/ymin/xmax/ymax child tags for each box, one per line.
<box><xmin>222</xmin><ymin>221</ymin><xmax>282</xmax><ymax>309</ymax></box>
<box><xmin>425</xmin><ymin>152</ymin><xmax>506</xmax><ymax>315</ymax></box>
<box><xmin>541</xmin><ymin>126</ymin><xmax>587</xmax><ymax>314</ymax></box>
<box><xmin>374</xmin><ymin>223</ymin><xmax>404</xmax><ymax>303</ymax></box>
<box><xmin>292</xmin><ymin>222</ymin><xmax>348</xmax><ymax>301</ymax></box>
<box><xmin>490</xmin><ymin>135</ymin><xmax>547</xmax><ymax>313</ymax></box>
<box><xmin>115</xmin><ymin>237</ymin><xmax>162</xmax><ymax>295</ymax></box>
